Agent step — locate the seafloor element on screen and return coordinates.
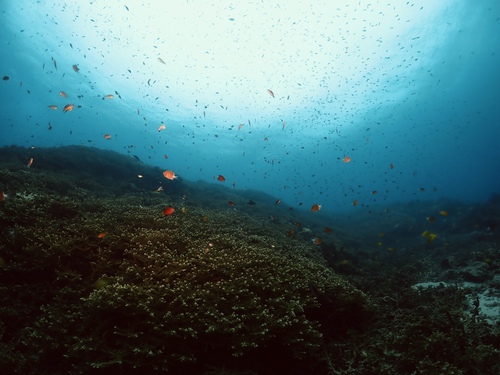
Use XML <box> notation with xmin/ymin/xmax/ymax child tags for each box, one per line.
<box><xmin>0</xmin><ymin>145</ymin><xmax>498</xmax><ymax>375</ymax></box>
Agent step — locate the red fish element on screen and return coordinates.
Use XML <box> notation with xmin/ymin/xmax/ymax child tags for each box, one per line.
<box><xmin>311</xmin><ymin>203</ymin><xmax>321</xmax><ymax>212</ymax></box>
<box><xmin>163</xmin><ymin>170</ymin><xmax>178</xmax><ymax>180</ymax></box>
<box><xmin>217</xmin><ymin>175</ymin><xmax>226</xmax><ymax>182</ymax></box>
<box><xmin>163</xmin><ymin>206</ymin><xmax>175</xmax><ymax>216</ymax></box>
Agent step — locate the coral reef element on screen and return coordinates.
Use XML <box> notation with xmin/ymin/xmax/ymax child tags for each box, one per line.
<box><xmin>0</xmin><ymin>146</ymin><xmax>498</xmax><ymax>374</ymax></box>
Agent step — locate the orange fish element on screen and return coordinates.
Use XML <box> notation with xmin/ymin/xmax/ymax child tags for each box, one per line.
<box><xmin>228</xmin><ymin>201</ymin><xmax>235</xmax><ymax>206</ymax></box>
<box><xmin>27</xmin><ymin>158</ymin><xmax>34</xmax><ymax>168</ymax></box>
<box><xmin>217</xmin><ymin>175</ymin><xmax>226</xmax><ymax>182</ymax></box>
<box><xmin>0</xmin><ymin>191</ymin><xmax>7</xmax><ymax>201</ymax></box>
<box><xmin>103</xmin><ymin>134</ymin><xmax>111</xmax><ymax>139</ymax></box>
<box><xmin>163</xmin><ymin>206</ymin><xmax>175</xmax><ymax>216</ymax></box>
<box><xmin>311</xmin><ymin>203</ymin><xmax>321</xmax><ymax>212</ymax></box>
<box><xmin>324</xmin><ymin>226</ymin><xmax>332</xmax><ymax>233</ymax></box>
<box><xmin>59</xmin><ymin>91</ymin><xmax>68</xmax><ymax>98</ymax></box>
<box><xmin>97</xmin><ymin>232</ymin><xmax>107</xmax><ymax>239</ymax></box>
<box><xmin>343</xmin><ymin>156</ymin><xmax>351</xmax><ymax>163</ymax></box>
<box><xmin>371</xmin><ymin>191</ymin><xmax>378</xmax><ymax>195</ymax></box>
<box><xmin>313</xmin><ymin>237</ymin><xmax>322</xmax><ymax>245</ymax></box>
<box><xmin>72</xmin><ymin>64</ymin><xmax>80</xmax><ymax>72</ymax></box>
<box><xmin>48</xmin><ymin>105</ymin><xmax>58</xmax><ymax>110</ymax></box>
<box><xmin>103</xmin><ymin>94</ymin><xmax>114</xmax><ymax>100</ymax></box>
<box><xmin>158</xmin><ymin>124</ymin><xmax>166</xmax><ymax>132</ymax></box>
<box><xmin>267</xmin><ymin>89</ymin><xmax>274</xmax><ymax>98</ymax></box>
<box><xmin>352</xmin><ymin>199</ymin><xmax>359</xmax><ymax>206</ymax></box>
<box><xmin>63</xmin><ymin>104</ymin><xmax>74</xmax><ymax>113</ymax></box>
<box><xmin>163</xmin><ymin>170</ymin><xmax>178</xmax><ymax>180</ymax></box>
<box><xmin>287</xmin><ymin>229</ymin><xmax>295</xmax><ymax>236</ymax></box>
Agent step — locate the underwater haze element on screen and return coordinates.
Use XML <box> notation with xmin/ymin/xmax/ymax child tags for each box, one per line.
<box><xmin>1</xmin><ymin>0</ymin><xmax>500</xmax><ymax>211</ymax></box>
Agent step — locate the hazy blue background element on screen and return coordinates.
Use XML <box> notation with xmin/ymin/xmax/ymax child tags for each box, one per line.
<box><xmin>1</xmin><ymin>0</ymin><xmax>499</xmax><ymax>213</ymax></box>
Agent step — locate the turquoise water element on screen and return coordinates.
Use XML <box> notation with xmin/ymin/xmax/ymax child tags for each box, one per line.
<box><xmin>1</xmin><ymin>0</ymin><xmax>499</xmax><ymax>212</ymax></box>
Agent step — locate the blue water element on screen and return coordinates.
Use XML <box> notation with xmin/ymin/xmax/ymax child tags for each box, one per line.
<box><xmin>1</xmin><ymin>0</ymin><xmax>499</xmax><ymax>213</ymax></box>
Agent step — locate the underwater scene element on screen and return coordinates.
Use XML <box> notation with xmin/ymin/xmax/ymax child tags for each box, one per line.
<box><xmin>1</xmin><ymin>1</ymin><xmax>499</xmax><ymax>374</ymax></box>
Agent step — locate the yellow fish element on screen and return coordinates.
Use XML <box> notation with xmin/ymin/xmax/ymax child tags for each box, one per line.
<box><xmin>439</xmin><ymin>210</ymin><xmax>449</xmax><ymax>216</ymax></box>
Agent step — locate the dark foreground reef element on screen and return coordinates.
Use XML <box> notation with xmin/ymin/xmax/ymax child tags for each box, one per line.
<box><xmin>0</xmin><ymin>146</ymin><xmax>498</xmax><ymax>374</ymax></box>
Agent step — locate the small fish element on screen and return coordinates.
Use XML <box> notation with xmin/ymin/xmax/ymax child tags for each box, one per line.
<box><xmin>0</xmin><ymin>191</ymin><xmax>7</xmax><ymax>201</ymax></box>
<box><xmin>390</xmin><ymin>163</ymin><xmax>394</xmax><ymax>169</ymax></box>
<box><xmin>238</xmin><ymin>123</ymin><xmax>243</xmax><ymax>131</ymax></box>
<box><xmin>2</xmin><ymin>76</ymin><xmax>9</xmax><ymax>81</ymax></box>
<box><xmin>103</xmin><ymin>134</ymin><xmax>111</xmax><ymax>139</ymax></box>
<box><xmin>352</xmin><ymin>199</ymin><xmax>359</xmax><ymax>206</ymax></box>
<box><xmin>181</xmin><ymin>207</ymin><xmax>187</xmax><ymax>213</ymax></box>
<box><xmin>247</xmin><ymin>199</ymin><xmax>256</xmax><ymax>205</ymax></box>
<box><xmin>217</xmin><ymin>175</ymin><xmax>226</xmax><ymax>182</ymax></box>
<box><xmin>282</xmin><ymin>121</ymin><xmax>286</xmax><ymax>130</ymax></box>
<box><xmin>157</xmin><ymin>57</ymin><xmax>166</xmax><ymax>64</ymax></box>
<box><xmin>137</xmin><ymin>174</ymin><xmax>143</xmax><ymax>179</ymax></box>
<box><xmin>439</xmin><ymin>210</ymin><xmax>448</xmax><ymax>216</ymax></box>
<box><xmin>163</xmin><ymin>170</ymin><xmax>178</xmax><ymax>180</ymax></box>
<box><xmin>158</xmin><ymin>124</ymin><xmax>166</xmax><ymax>132</ymax></box>
<box><xmin>427</xmin><ymin>216</ymin><xmax>435</xmax><ymax>222</ymax></box>
<box><xmin>155</xmin><ymin>186</ymin><xmax>164</xmax><ymax>192</ymax></box>
<box><xmin>275</xmin><ymin>199</ymin><xmax>282</xmax><ymax>205</ymax></box>
<box><xmin>313</xmin><ymin>237</ymin><xmax>322</xmax><ymax>245</ymax></box>
<box><xmin>287</xmin><ymin>229</ymin><xmax>295</xmax><ymax>236</ymax></box>
<box><xmin>267</xmin><ymin>89</ymin><xmax>275</xmax><ymax>98</ymax></box>
<box><xmin>72</xmin><ymin>64</ymin><xmax>80</xmax><ymax>72</ymax></box>
<box><xmin>339</xmin><ymin>259</ymin><xmax>350</xmax><ymax>265</ymax></box>
<box><xmin>343</xmin><ymin>156</ymin><xmax>351</xmax><ymax>163</ymax></box>
<box><xmin>103</xmin><ymin>94</ymin><xmax>114</xmax><ymax>99</ymax></box>
<box><xmin>371</xmin><ymin>191</ymin><xmax>377</xmax><ymax>195</ymax></box>
<box><xmin>228</xmin><ymin>201</ymin><xmax>235</xmax><ymax>206</ymax></box>
<box><xmin>63</xmin><ymin>104</ymin><xmax>74</xmax><ymax>113</ymax></box>
<box><xmin>48</xmin><ymin>105</ymin><xmax>58</xmax><ymax>110</ymax></box>
<box><xmin>53</xmin><ymin>59</ymin><xmax>57</xmax><ymax>70</ymax></box>
<box><xmin>311</xmin><ymin>203</ymin><xmax>321</xmax><ymax>212</ymax></box>
<box><xmin>163</xmin><ymin>206</ymin><xmax>175</xmax><ymax>216</ymax></box>
<box><xmin>59</xmin><ymin>91</ymin><xmax>68</xmax><ymax>98</ymax></box>
<box><xmin>27</xmin><ymin>157</ymin><xmax>34</xmax><ymax>167</ymax></box>
<box><xmin>324</xmin><ymin>226</ymin><xmax>332</xmax><ymax>233</ymax></box>
<box><xmin>97</xmin><ymin>232</ymin><xmax>107</xmax><ymax>239</ymax></box>
<box><xmin>419</xmin><ymin>187</ymin><xmax>425</xmax><ymax>192</ymax></box>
